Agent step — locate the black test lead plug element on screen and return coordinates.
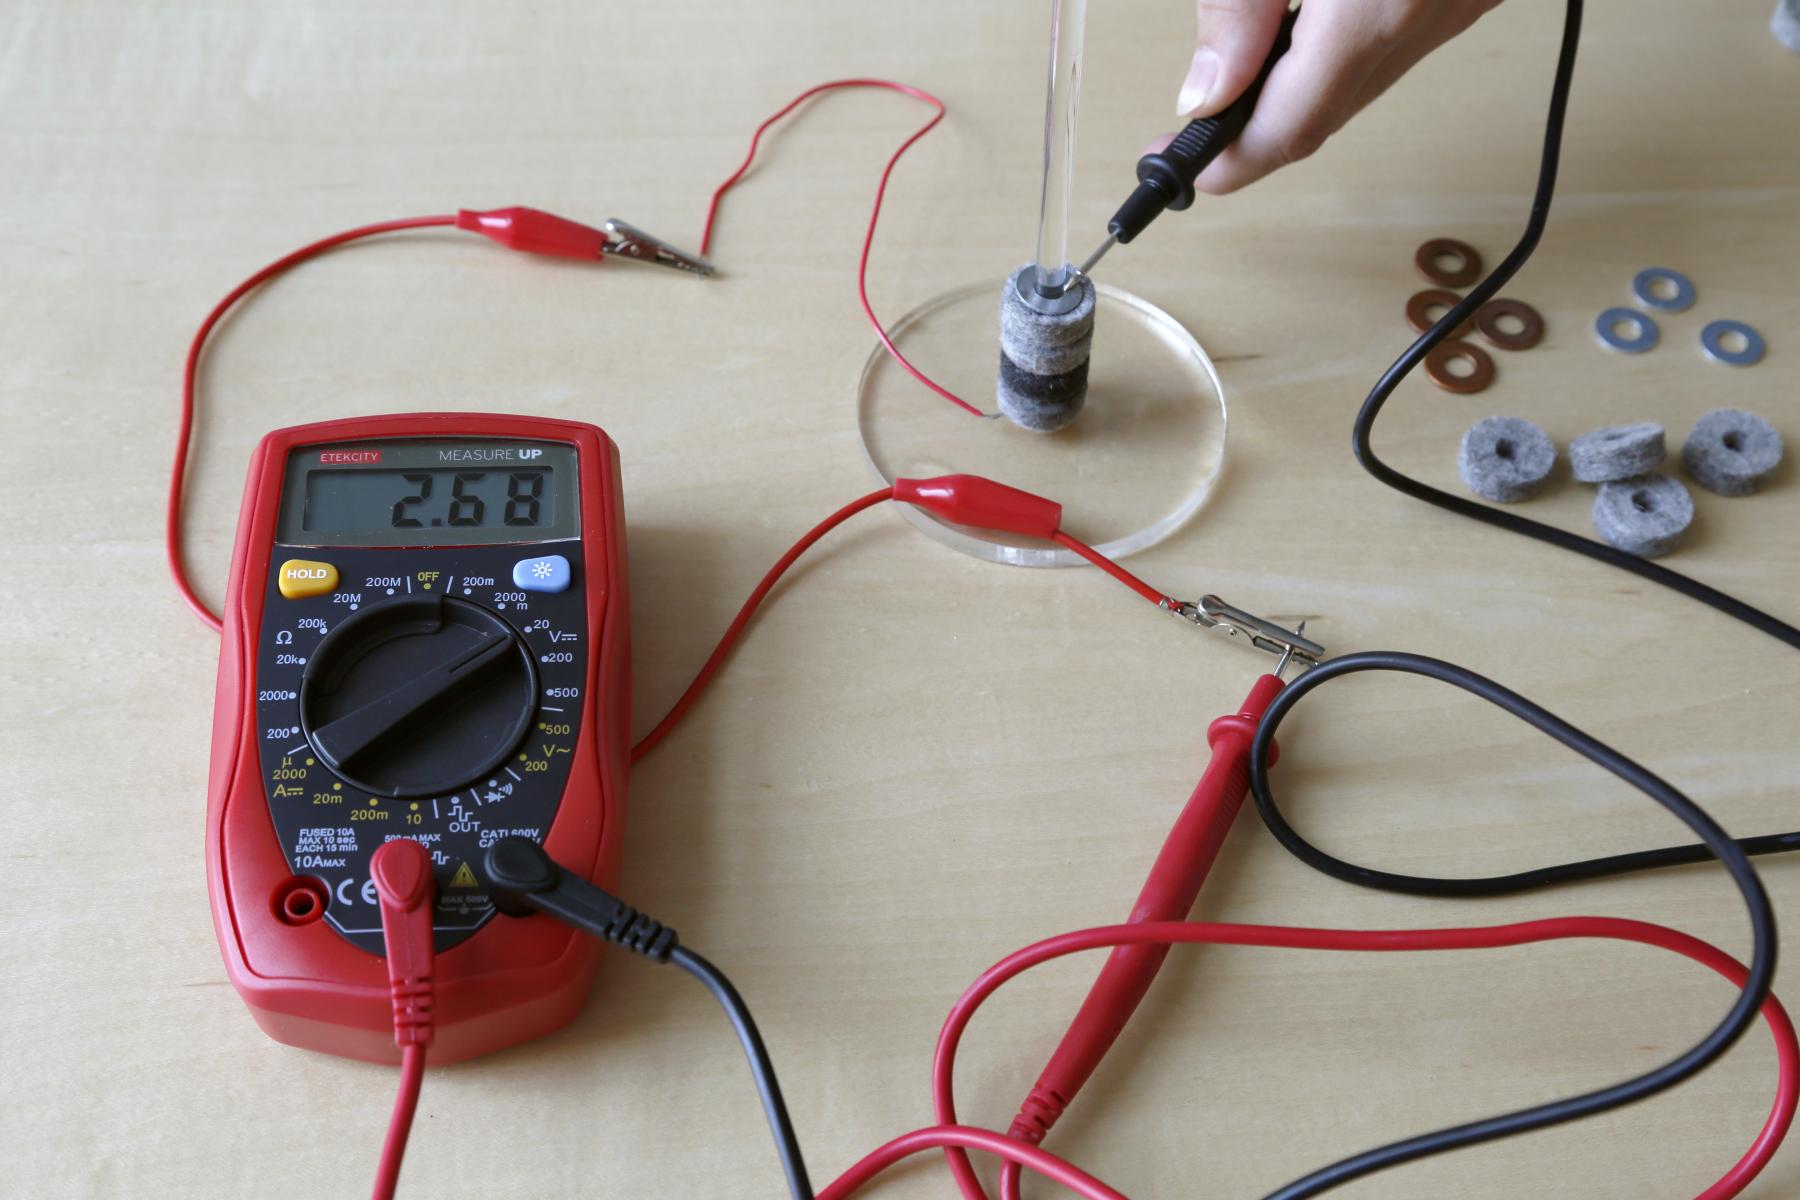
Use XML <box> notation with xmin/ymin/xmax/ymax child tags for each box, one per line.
<box><xmin>1072</xmin><ymin>6</ymin><xmax>1299</xmax><ymax>283</ymax></box>
<box><xmin>483</xmin><ymin>838</ymin><xmax>815</xmax><ymax>1200</ymax></box>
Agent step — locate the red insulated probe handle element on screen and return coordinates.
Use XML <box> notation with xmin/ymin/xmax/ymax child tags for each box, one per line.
<box><xmin>1007</xmin><ymin>674</ymin><xmax>1284</xmax><ymax>1147</ymax></box>
<box><xmin>371</xmin><ymin>839</ymin><xmax>437</xmax><ymax>1048</ymax></box>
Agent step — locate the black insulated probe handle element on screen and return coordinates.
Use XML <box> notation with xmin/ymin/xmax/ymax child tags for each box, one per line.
<box><xmin>1107</xmin><ymin>6</ymin><xmax>1299</xmax><ymax>244</ymax></box>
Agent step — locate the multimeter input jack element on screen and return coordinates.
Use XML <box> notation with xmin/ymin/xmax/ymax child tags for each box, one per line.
<box><xmin>272</xmin><ymin>876</ymin><xmax>330</xmax><ymax>926</ymax></box>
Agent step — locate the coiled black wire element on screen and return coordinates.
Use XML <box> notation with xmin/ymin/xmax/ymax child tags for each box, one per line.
<box><xmin>1247</xmin><ymin>653</ymin><xmax>1777</xmax><ymax>1200</ymax></box>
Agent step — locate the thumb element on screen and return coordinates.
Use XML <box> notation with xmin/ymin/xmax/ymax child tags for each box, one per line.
<box><xmin>1179</xmin><ymin>0</ymin><xmax>1293</xmax><ymax>118</ymax></box>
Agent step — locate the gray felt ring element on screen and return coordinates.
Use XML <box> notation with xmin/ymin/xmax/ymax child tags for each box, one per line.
<box><xmin>999</xmin><ymin>265</ymin><xmax>1095</xmax><ymax>374</ymax></box>
<box><xmin>1595</xmin><ymin>308</ymin><xmax>1659</xmax><ymax>354</ymax></box>
<box><xmin>1000</xmin><ymin>266</ymin><xmax>1095</xmax><ymax>365</ymax></box>
<box><xmin>1631</xmin><ymin>268</ymin><xmax>1696</xmax><ymax>313</ymax></box>
<box><xmin>1458</xmin><ymin>416</ymin><xmax>1556</xmax><ymax>503</ymax></box>
<box><xmin>1682</xmin><ymin>409</ymin><xmax>1784</xmax><ymax>496</ymax></box>
<box><xmin>1699</xmin><ymin>319</ymin><xmax>1766</xmax><ymax>367</ymax></box>
<box><xmin>1591</xmin><ymin>474</ymin><xmax>1694</xmax><ymax>558</ymax></box>
<box><xmin>996</xmin><ymin>265</ymin><xmax>1097</xmax><ymax>432</ymax></box>
<box><xmin>1569</xmin><ymin>422</ymin><xmax>1665</xmax><ymax>483</ymax></box>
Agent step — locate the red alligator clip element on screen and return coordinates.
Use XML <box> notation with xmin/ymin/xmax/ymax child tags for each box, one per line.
<box><xmin>455</xmin><ymin>208</ymin><xmax>713</xmax><ymax>275</ymax></box>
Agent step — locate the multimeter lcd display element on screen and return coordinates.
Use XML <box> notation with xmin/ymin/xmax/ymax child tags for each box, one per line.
<box><xmin>277</xmin><ymin>439</ymin><xmax>579</xmax><ymax>546</ymax></box>
<box><xmin>304</xmin><ymin>468</ymin><xmax>554</xmax><ymax>534</ymax></box>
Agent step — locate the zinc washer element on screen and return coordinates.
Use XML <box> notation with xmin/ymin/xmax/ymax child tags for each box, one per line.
<box><xmin>1631</xmin><ymin>268</ymin><xmax>1696</xmax><ymax>313</ymax></box>
<box><xmin>1596</xmin><ymin>308</ymin><xmax>1659</xmax><ymax>354</ymax></box>
<box><xmin>1699</xmin><ymin>319</ymin><xmax>1766</xmax><ymax>367</ymax></box>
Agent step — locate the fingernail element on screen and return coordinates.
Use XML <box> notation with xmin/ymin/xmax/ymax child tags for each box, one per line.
<box><xmin>1176</xmin><ymin>48</ymin><xmax>1219</xmax><ymax>118</ymax></box>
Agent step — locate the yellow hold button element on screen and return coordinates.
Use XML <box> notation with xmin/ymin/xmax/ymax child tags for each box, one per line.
<box><xmin>277</xmin><ymin>558</ymin><xmax>339</xmax><ymax>599</ymax></box>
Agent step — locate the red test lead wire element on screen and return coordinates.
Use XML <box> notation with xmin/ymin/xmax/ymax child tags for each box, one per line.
<box><xmin>170</xmin><ymin>215</ymin><xmax>458</xmax><ymax>631</ymax></box>
<box><xmin>631</xmin><ymin>475</ymin><xmax>1174</xmax><ymax>763</ymax></box>
<box><xmin>699</xmin><ymin>79</ymin><xmax>991</xmax><ymax>419</ymax></box>
<box><xmin>924</xmin><ymin>918</ymin><xmax>1800</xmax><ymax>1200</ymax></box>
<box><xmin>1050</xmin><ymin>530</ymin><xmax>1172</xmax><ymax>609</ymax></box>
<box><xmin>630</xmin><ymin>485</ymin><xmax>897</xmax><ymax>764</ymax></box>
<box><xmin>369</xmin><ymin>838</ymin><xmax>438</xmax><ymax>1200</ymax></box>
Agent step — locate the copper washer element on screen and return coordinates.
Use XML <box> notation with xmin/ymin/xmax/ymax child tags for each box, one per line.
<box><xmin>1406</xmin><ymin>288</ymin><xmax>1473</xmax><ymax>337</ymax></box>
<box><xmin>1424</xmin><ymin>339</ymin><xmax>1496</xmax><ymax>394</ymax></box>
<box><xmin>1474</xmin><ymin>298</ymin><xmax>1545</xmax><ymax>351</ymax></box>
<box><xmin>1415</xmin><ymin>238</ymin><xmax>1483</xmax><ymax>288</ymax></box>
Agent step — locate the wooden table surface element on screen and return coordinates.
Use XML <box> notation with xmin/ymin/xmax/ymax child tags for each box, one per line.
<box><xmin>4</xmin><ymin>1</ymin><xmax>1798</xmax><ymax>1196</ymax></box>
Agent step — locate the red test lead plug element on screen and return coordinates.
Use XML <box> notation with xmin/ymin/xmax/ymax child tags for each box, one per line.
<box><xmin>372</xmin><ymin>839</ymin><xmax>436</xmax><ymax>1050</ymax></box>
<box><xmin>369</xmin><ymin>839</ymin><xmax>437</xmax><ymax>1200</ymax></box>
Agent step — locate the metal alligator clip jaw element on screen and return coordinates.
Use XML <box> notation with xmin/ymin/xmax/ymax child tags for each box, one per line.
<box><xmin>1164</xmin><ymin>594</ymin><xmax>1325</xmax><ymax>678</ymax></box>
<box><xmin>602</xmin><ymin>218</ymin><xmax>715</xmax><ymax>277</ymax></box>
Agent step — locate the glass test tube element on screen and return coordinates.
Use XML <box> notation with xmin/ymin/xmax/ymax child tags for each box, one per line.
<box><xmin>1031</xmin><ymin>0</ymin><xmax>1088</xmax><ymax>296</ymax></box>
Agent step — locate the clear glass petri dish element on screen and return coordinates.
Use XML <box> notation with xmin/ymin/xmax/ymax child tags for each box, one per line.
<box><xmin>856</xmin><ymin>279</ymin><xmax>1228</xmax><ymax>565</ymax></box>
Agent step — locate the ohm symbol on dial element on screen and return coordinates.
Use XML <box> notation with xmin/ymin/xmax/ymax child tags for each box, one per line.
<box><xmin>275</xmin><ymin>630</ymin><xmax>294</xmax><ymax>645</ymax></box>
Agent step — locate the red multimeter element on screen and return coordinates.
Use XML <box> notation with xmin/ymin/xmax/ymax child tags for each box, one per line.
<box><xmin>206</xmin><ymin>413</ymin><xmax>629</xmax><ymax>1064</ymax></box>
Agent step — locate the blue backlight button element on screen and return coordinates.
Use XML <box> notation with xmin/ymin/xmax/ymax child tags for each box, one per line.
<box><xmin>512</xmin><ymin>554</ymin><xmax>571</xmax><ymax>593</ymax></box>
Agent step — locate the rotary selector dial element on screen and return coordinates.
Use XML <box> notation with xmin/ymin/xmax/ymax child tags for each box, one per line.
<box><xmin>299</xmin><ymin>593</ymin><xmax>538</xmax><ymax>799</ymax></box>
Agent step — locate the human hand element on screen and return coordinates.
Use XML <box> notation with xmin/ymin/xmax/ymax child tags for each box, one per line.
<box><xmin>1166</xmin><ymin>0</ymin><xmax>1505</xmax><ymax>193</ymax></box>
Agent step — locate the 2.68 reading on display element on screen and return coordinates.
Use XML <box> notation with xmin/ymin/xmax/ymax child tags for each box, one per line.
<box><xmin>304</xmin><ymin>468</ymin><xmax>552</xmax><ymax>533</ymax></box>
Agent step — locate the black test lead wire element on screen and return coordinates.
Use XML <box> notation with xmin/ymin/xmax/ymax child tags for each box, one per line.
<box><xmin>1249</xmin><ymin>652</ymin><xmax>1779</xmax><ymax>1200</ymax></box>
<box><xmin>668</xmin><ymin>946</ymin><xmax>815</xmax><ymax>1200</ymax></box>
